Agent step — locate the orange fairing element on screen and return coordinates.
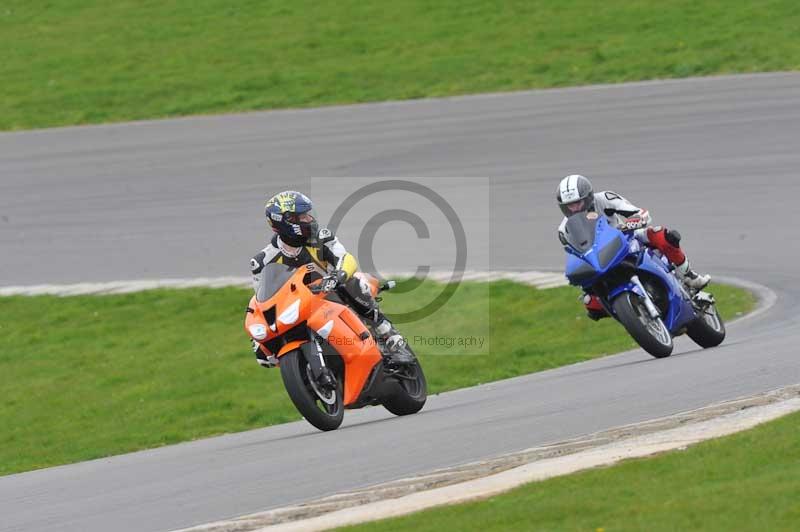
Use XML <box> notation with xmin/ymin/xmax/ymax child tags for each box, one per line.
<box><xmin>244</xmin><ymin>299</ymin><xmax>267</xmax><ymax>341</ymax></box>
<box><xmin>307</xmin><ymin>305</ymin><xmax>381</xmax><ymax>405</ymax></box>
<box><xmin>277</xmin><ymin>340</ymin><xmax>306</xmax><ymax>356</ymax></box>
<box><xmin>244</xmin><ymin>267</ymin><xmax>382</xmax><ymax>406</ymax></box>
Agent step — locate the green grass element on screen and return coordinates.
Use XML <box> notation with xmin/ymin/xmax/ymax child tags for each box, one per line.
<box><xmin>342</xmin><ymin>409</ymin><xmax>800</xmax><ymax>532</ymax></box>
<box><xmin>2</xmin><ymin>0</ymin><xmax>799</xmax><ymax>130</ymax></box>
<box><xmin>0</xmin><ymin>281</ymin><xmax>753</xmax><ymax>475</ymax></box>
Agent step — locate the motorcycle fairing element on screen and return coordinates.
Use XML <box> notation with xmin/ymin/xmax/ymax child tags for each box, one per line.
<box><xmin>307</xmin><ymin>304</ymin><xmax>382</xmax><ymax>406</ymax></box>
<box><xmin>246</xmin><ymin>264</ymin><xmax>383</xmax><ymax>407</ymax></box>
<box><xmin>635</xmin><ymin>251</ymin><xmax>696</xmax><ymax>332</ymax></box>
<box><xmin>565</xmin><ymin>216</ymin><xmax>630</xmax><ymax>287</ymax></box>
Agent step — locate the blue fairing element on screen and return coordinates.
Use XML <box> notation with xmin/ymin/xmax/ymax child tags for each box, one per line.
<box><xmin>636</xmin><ymin>251</ymin><xmax>696</xmax><ymax>331</ymax></box>
<box><xmin>563</xmin><ymin>214</ymin><xmax>697</xmax><ymax>335</ymax></box>
<box><xmin>564</xmin><ymin>217</ymin><xmax>628</xmax><ymax>285</ymax></box>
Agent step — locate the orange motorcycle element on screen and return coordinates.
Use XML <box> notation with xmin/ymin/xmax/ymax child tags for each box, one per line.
<box><xmin>244</xmin><ymin>263</ymin><xmax>427</xmax><ymax>431</ymax></box>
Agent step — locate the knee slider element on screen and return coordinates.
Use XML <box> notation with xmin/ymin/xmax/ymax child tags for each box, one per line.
<box><xmin>342</xmin><ymin>277</ymin><xmax>375</xmax><ymax>312</ymax></box>
<box><xmin>357</xmin><ymin>277</ymin><xmax>372</xmax><ymax>297</ymax></box>
<box><xmin>665</xmin><ymin>229</ymin><xmax>682</xmax><ymax>247</ymax></box>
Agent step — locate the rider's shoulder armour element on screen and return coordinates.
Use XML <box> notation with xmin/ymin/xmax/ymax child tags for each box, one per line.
<box><xmin>318</xmin><ymin>227</ymin><xmax>335</xmax><ymax>244</ymax></box>
<box><xmin>250</xmin><ymin>251</ymin><xmax>266</xmax><ymax>274</ymax></box>
<box><xmin>251</xmin><ymin>238</ymin><xmax>283</xmax><ymax>274</ymax></box>
<box><xmin>595</xmin><ymin>190</ymin><xmax>640</xmax><ymax>218</ymax></box>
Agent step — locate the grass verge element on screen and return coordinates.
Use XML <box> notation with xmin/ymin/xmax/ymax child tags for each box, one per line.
<box><xmin>341</xmin><ymin>408</ymin><xmax>800</xmax><ymax>532</ymax></box>
<box><xmin>0</xmin><ymin>281</ymin><xmax>753</xmax><ymax>475</ymax></box>
<box><xmin>2</xmin><ymin>1</ymin><xmax>799</xmax><ymax>130</ymax></box>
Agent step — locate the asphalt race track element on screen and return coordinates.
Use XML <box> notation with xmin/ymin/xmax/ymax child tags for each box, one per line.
<box><xmin>2</xmin><ymin>73</ymin><xmax>799</xmax><ymax>532</ymax></box>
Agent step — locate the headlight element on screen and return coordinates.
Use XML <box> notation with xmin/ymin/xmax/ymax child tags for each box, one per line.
<box><xmin>248</xmin><ymin>323</ymin><xmax>267</xmax><ymax>340</ymax></box>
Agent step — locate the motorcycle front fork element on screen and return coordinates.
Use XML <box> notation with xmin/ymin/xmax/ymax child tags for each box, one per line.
<box><xmin>631</xmin><ymin>275</ymin><xmax>662</xmax><ymax>319</ymax></box>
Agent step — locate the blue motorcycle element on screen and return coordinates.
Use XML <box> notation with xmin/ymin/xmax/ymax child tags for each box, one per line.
<box><xmin>562</xmin><ymin>212</ymin><xmax>726</xmax><ymax>358</ymax></box>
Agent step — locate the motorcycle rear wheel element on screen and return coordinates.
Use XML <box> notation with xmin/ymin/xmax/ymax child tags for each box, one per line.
<box><xmin>687</xmin><ymin>303</ymin><xmax>726</xmax><ymax>348</ymax></box>
<box><xmin>612</xmin><ymin>292</ymin><xmax>674</xmax><ymax>358</ymax></box>
<box><xmin>280</xmin><ymin>349</ymin><xmax>344</xmax><ymax>431</ymax></box>
<box><xmin>382</xmin><ymin>350</ymin><xmax>427</xmax><ymax>416</ymax></box>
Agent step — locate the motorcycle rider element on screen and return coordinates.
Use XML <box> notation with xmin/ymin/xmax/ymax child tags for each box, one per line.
<box><xmin>250</xmin><ymin>190</ymin><xmax>410</xmax><ymax>367</ymax></box>
<box><xmin>556</xmin><ymin>174</ymin><xmax>711</xmax><ymax>321</ymax></box>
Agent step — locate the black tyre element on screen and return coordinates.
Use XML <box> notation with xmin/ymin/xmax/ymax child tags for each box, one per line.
<box><xmin>687</xmin><ymin>303</ymin><xmax>726</xmax><ymax>348</ymax></box>
<box><xmin>612</xmin><ymin>292</ymin><xmax>674</xmax><ymax>358</ymax></box>
<box><xmin>279</xmin><ymin>349</ymin><xmax>344</xmax><ymax>431</ymax></box>
<box><xmin>382</xmin><ymin>357</ymin><xmax>427</xmax><ymax>416</ymax></box>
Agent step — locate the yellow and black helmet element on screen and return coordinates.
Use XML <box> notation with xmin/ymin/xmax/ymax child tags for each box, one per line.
<box><xmin>265</xmin><ymin>191</ymin><xmax>318</xmax><ymax>246</ymax></box>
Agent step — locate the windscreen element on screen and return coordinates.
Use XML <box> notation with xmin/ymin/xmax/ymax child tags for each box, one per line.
<box><xmin>256</xmin><ymin>263</ymin><xmax>295</xmax><ymax>302</ymax></box>
<box><xmin>563</xmin><ymin>213</ymin><xmax>600</xmax><ymax>254</ymax></box>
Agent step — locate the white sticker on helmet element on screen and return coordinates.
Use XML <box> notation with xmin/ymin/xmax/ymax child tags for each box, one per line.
<box><xmin>560</xmin><ymin>175</ymin><xmax>582</xmax><ymax>203</ymax></box>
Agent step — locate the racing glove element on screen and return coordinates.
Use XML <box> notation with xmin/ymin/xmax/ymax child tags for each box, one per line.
<box><xmin>320</xmin><ymin>270</ymin><xmax>348</xmax><ymax>292</ymax></box>
<box><xmin>252</xmin><ymin>339</ymin><xmax>278</xmax><ymax>368</ymax></box>
<box><xmin>582</xmin><ymin>293</ymin><xmax>609</xmax><ymax>321</ymax></box>
<box><xmin>617</xmin><ymin>209</ymin><xmax>651</xmax><ymax>231</ymax></box>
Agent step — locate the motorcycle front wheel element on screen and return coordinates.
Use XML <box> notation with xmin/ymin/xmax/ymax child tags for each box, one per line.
<box><xmin>280</xmin><ymin>349</ymin><xmax>344</xmax><ymax>431</ymax></box>
<box><xmin>612</xmin><ymin>292</ymin><xmax>674</xmax><ymax>358</ymax></box>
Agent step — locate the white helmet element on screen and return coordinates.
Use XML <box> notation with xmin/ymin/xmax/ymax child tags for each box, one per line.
<box><xmin>556</xmin><ymin>175</ymin><xmax>595</xmax><ymax>217</ymax></box>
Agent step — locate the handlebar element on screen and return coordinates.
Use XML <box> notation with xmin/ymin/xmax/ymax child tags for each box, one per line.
<box><xmin>308</xmin><ymin>282</ymin><xmax>326</xmax><ymax>294</ymax></box>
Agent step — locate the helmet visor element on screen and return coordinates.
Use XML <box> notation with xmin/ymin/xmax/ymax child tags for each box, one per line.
<box><xmin>560</xmin><ymin>198</ymin><xmax>590</xmax><ymax>217</ymax></box>
<box><xmin>285</xmin><ymin>208</ymin><xmax>318</xmax><ymax>239</ymax></box>
<box><xmin>285</xmin><ymin>211</ymin><xmax>316</xmax><ymax>224</ymax></box>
